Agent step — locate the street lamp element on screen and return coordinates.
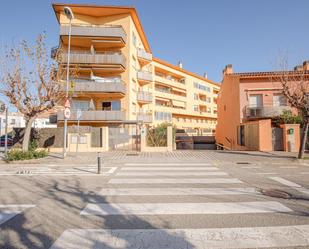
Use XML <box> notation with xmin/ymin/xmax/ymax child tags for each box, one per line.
<box><xmin>63</xmin><ymin>6</ymin><xmax>74</xmax><ymax>158</ymax></box>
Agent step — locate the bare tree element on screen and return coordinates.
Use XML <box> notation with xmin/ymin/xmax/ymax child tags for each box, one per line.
<box><xmin>0</xmin><ymin>34</ymin><xmax>64</xmax><ymax>151</ymax></box>
<box><xmin>274</xmin><ymin>60</ymin><xmax>309</xmax><ymax>159</ymax></box>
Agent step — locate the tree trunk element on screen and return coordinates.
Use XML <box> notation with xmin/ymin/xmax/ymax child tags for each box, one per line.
<box><xmin>22</xmin><ymin>116</ymin><xmax>36</xmax><ymax>152</ymax></box>
<box><xmin>298</xmin><ymin>120</ymin><xmax>308</xmax><ymax>159</ymax></box>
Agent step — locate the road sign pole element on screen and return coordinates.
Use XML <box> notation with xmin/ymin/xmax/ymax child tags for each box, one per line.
<box><xmin>76</xmin><ymin>119</ymin><xmax>80</xmax><ymax>153</ymax></box>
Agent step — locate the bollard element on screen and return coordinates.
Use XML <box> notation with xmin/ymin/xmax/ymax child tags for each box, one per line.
<box><xmin>97</xmin><ymin>152</ymin><xmax>102</xmax><ymax>174</ymax></box>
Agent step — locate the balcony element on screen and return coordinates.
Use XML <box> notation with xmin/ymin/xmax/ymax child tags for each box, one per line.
<box><xmin>137</xmin><ymin>91</ymin><xmax>153</xmax><ymax>104</ymax></box>
<box><xmin>245</xmin><ymin>105</ymin><xmax>291</xmax><ymax>119</ymax></box>
<box><xmin>60</xmin><ymin>24</ymin><xmax>126</xmax><ymax>48</ymax></box>
<box><xmin>137</xmin><ymin>48</ymin><xmax>152</xmax><ymax>65</ymax></box>
<box><xmin>61</xmin><ymin>51</ymin><xmax>126</xmax><ymax>72</ymax></box>
<box><xmin>57</xmin><ymin>110</ymin><xmax>125</xmax><ymax>122</ymax></box>
<box><xmin>137</xmin><ymin>70</ymin><xmax>153</xmax><ymax>85</ymax></box>
<box><xmin>62</xmin><ymin>78</ymin><xmax>126</xmax><ymax>95</ymax></box>
<box><xmin>137</xmin><ymin>113</ymin><xmax>153</xmax><ymax>123</ymax></box>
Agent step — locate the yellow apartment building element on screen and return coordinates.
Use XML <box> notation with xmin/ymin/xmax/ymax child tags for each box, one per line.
<box><xmin>52</xmin><ymin>3</ymin><xmax>220</xmax><ymax>138</ymax></box>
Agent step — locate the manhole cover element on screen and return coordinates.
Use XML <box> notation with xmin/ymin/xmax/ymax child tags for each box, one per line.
<box><xmin>236</xmin><ymin>162</ymin><xmax>251</xmax><ymax>165</ymax></box>
<box><xmin>261</xmin><ymin>189</ymin><xmax>291</xmax><ymax>199</ymax></box>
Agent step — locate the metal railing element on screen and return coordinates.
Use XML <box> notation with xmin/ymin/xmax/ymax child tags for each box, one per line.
<box><xmin>60</xmin><ymin>24</ymin><xmax>127</xmax><ymax>43</ymax></box>
<box><xmin>61</xmin><ymin>52</ymin><xmax>126</xmax><ymax>68</ymax></box>
<box><xmin>57</xmin><ymin>110</ymin><xmax>125</xmax><ymax>121</ymax></box>
<box><xmin>64</xmin><ymin>78</ymin><xmax>126</xmax><ymax>94</ymax></box>
<box><xmin>137</xmin><ymin>112</ymin><xmax>153</xmax><ymax>123</ymax></box>
<box><xmin>245</xmin><ymin>105</ymin><xmax>291</xmax><ymax>118</ymax></box>
<box><xmin>137</xmin><ymin>70</ymin><xmax>153</xmax><ymax>82</ymax></box>
<box><xmin>137</xmin><ymin>48</ymin><xmax>152</xmax><ymax>61</ymax></box>
<box><xmin>137</xmin><ymin>91</ymin><xmax>153</xmax><ymax>102</ymax></box>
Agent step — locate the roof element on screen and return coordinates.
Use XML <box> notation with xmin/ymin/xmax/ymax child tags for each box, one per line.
<box><xmin>153</xmin><ymin>57</ymin><xmax>220</xmax><ymax>87</ymax></box>
<box><xmin>228</xmin><ymin>70</ymin><xmax>309</xmax><ymax>79</ymax></box>
<box><xmin>52</xmin><ymin>3</ymin><xmax>151</xmax><ymax>53</ymax></box>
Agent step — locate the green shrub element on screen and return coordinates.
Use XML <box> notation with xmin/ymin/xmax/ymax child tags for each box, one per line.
<box><xmin>5</xmin><ymin>149</ymin><xmax>48</xmax><ymax>162</ymax></box>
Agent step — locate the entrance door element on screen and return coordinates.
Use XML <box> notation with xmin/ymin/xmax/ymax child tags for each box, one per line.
<box><xmin>272</xmin><ymin>127</ymin><xmax>284</xmax><ymax>151</ymax></box>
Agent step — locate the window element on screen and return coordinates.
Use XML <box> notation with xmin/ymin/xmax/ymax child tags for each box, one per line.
<box><xmin>194</xmin><ymin>105</ymin><xmax>199</xmax><ymax>112</ymax></box>
<box><xmin>102</xmin><ymin>101</ymin><xmax>121</xmax><ymax>111</ymax></box>
<box><xmin>72</xmin><ymin>100</ymin><xmax>90</xmax><ymax>111</ymax></box>
<box><xmin>193</xmin><ymin>82</ymin><xmax>211</xmax><ymax>92</ymax></box>
<box><xmin>10</xmin><ymin>119</ymin><xmax>16</xmax><ymax>125</ymax></box>
<box><xmin>273</xmin><ymin>94</ymin><xmax>287</xmax><ymax>107</ymax></box>
<box><xmin>249</xmin><ymin>94</ymin><xmax>263</xmax><ymax>107</ymax></box>
<box><xmin>237</xmin><ymin>125</ymin><xmax>245</xmax><ymax>146</ymax></box>
<box><xmin>206</xmin><ymin>97</ymin><xmax>211</xmax><ymax>103</ymax></box>
<box><xmin>194</xmin><ymin>93</ymin><xmax>199</xmax><ymax>100</ymax></box>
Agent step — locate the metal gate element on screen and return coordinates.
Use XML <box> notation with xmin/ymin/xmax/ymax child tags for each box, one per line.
<box><xmin>272</xmin><ymin>127</ymin><xmax>284</xmax><ymax>151</ymax></box>
<box><xmin>108</xmin><ymin>124</ymin><xmax>140</xmax><ymax>151</ymax></box>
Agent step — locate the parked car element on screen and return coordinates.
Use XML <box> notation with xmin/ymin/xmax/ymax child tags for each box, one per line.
<box><xmin>0</xmin><ymin>135</ymin><xmax>13</xmax><ymax>147</ymax></box>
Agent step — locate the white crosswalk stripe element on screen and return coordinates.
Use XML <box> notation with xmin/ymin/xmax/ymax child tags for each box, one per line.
<box><xmin>121</xmin><ymin>166</ymin><xmax>219</xmax><ymax>171</ymax></box>
<box><xmin>50</xmin><ymin>225</ymin><xmax>309</xmax><ymax>249</ymax></box>
<box><xmin>109</xmin><ymin>178</ymin><xmax>242</xmax><ymax>184</ymax></box>
<box><xmin>116</xmin><ymin>171</ymin><xmax>228</xmax><ymax>176</ymax></box>
<box><xmin>0</xmin><ymin>204</ymin><xmax>35</xmax><ymax>225</ymax></box>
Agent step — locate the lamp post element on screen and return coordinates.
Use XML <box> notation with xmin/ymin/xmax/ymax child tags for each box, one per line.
<box><xmin>0</xmin><ymin>101</ymin><xmax>8</xmax><ymax>155</ymax></box>
<box><xmin>63</xmin><ymin>6</ymin><xmax>74</xmax><ymax>158</ymax></box>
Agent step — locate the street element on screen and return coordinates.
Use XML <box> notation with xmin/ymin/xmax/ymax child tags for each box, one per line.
<box><xmin>0</xmin><ymin>151</ymin><xmax>308</xmax><ymax>249</ymax></box>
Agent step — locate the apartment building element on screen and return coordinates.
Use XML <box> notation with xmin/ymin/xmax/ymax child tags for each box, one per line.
<box><xmin>216</xmin><ymin>63</ymin><xmax>308</xmax><ymax>152</ymax></box>
<box><xmin>52</xmin><ymin>4</ymin><xmax>219</xmax><ymax>137</ymax></box>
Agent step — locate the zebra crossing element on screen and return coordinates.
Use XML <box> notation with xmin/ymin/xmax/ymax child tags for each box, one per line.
<box><xmin>50</xmin><ymin>162</ymin><xmax>309</xmax><ymax>249</ymax></box>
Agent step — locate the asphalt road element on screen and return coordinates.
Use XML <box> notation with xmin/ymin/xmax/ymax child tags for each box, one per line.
<box><xmin>0</xmin><ymin>151</ymin><xmax>308</xmax><ymax>249</ymax></box>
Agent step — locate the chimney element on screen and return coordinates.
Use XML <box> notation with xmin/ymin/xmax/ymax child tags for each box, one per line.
<box><xmin>203</xmin><ymin>72</ymin><xmax>208</xmax><ymax>78</ymax></box>
<box><xmin>178</xmin><ymin>61</ymin><xmax>183</xmax><ymax>68</ymax></box>
<box><xmin>303</xmin><ymin>61</ymin><xmax>309</xmax><ymax>71</ymax></box>
<box><xmin>223</xmin><ymin>64</ymin><xmax>233</xmax><ymax>75</ymax></box>
<box><xmin>294</xmin><ymin>65</ymin><xmax>303</xmax><ymax>71</ymax></box>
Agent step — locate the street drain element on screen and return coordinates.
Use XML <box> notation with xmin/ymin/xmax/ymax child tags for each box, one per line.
<box><xmin>260</xmin><ymin>189</ymin><xmax>291</xmax><ymax>199</ymax></box>
<box><xmin>236</xmin><ymin>162</ymin><xmax>251</xmax><ymax>165</ymax></box>
<box><xmin>16</xmin><ymin>170</ymin><xmax>32</xmax><ymax>175</ymax></box>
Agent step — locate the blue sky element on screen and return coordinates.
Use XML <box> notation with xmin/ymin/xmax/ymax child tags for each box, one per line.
<box><xmin>0</xmin><ymin>0</ymin><xmax>308</xmax><ymax>82</ymax></box>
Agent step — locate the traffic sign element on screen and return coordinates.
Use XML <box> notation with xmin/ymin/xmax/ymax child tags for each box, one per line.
<box><xmin>64</xmin><ymin>108</ymin><xmax>71</xmax><ymax>119</ymax></box>
<box><xmin>64</xmin><ymin>99</ymin><xmax>71</xmax><ymax>108</ymax></box>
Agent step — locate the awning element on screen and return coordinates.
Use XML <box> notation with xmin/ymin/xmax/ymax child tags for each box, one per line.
<box><xmin>172</xmin><ymin>100</ymin><xmax>186</xmax><ymax>108</ymax></box>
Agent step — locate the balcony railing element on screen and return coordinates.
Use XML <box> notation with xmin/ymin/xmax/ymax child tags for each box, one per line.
<box><xmin>64</xmin><ymin>78</ymin><xmax>126</xmax><ymax>94</ymax></box>
<box><xmin>137</xmin><ymin>70</ymin><xmax>153</xmax><ymax>82</ymax></box>
<box><xmin>61</xmin><ymin>52</ymin><xmax>126</xmax><ymax>68</ymax></box>
<box><xmin>137</xmin><ymin>91</ymin><xmax>153</xmax><ymax>103</ymax></box>
<box><xmin>60</xmin><ymin>24</ymin><xmax>127</xmax><ymax>43</ymax></box>
<box><xmin>245</xmin><ymin>105</ymin><xmax>291</xmax><ymax>118</ymax></box>
<box><xmin>57</xmin><ymin>110</ymin><xmax>125</xmax><ymax>122</ymax></box>
<box><xmin>137</xmin><ymin>48</ymin><xmax>152</xmax><ymax>61</ymax></box>
<box><xmin>137</xmin><ymin>113</ymin><xmax>153</xmax><ymax>123</ymax></box>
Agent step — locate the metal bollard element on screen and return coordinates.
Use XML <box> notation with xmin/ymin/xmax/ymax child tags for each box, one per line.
<box><xmin>97</xmin><ymin>152</ymin><xmax>102</xmax><ymax>174</ymax></box>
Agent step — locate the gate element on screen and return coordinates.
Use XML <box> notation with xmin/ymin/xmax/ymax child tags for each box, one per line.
<box><xmin>108</xmin><ymin>124</ymin><xmax>140</xmax><ymax>151</ymax></box>
<box><xmin>272</xmin><ymin>127</ymin><xmax>284</xmax><ymax>151</ymax></box>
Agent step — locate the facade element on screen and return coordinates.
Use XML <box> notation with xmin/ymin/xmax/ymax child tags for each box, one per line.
<box><xmin>216</xmin><ymin>63</ymin><xmax>309</xmax><ymax>152</ymax></box>
<box><xmin>52</xmin><ymin>4</ymin><xmax>219</xmax><ymax>137</ymax></box>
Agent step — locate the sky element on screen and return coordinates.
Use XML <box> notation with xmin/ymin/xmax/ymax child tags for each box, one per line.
<box><xmin>0</xmin><ymin>0</ymin><xmax>308</xmax><ymax>83</ymax></box>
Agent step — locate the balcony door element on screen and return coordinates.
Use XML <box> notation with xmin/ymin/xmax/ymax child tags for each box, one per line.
<box><xmin>273</xmin><ymin>94</ymin><xmax>286</xmax><ymax>107</ymax></box>
<box><xmin>102</xmin><ymin>101</ymin><xmax>120</xmax><ymax>111</ymax></box>
<box><xmin>249</xmin><ymin>94</ymin><xmax>263</xmax><ymax>107</ymax></box>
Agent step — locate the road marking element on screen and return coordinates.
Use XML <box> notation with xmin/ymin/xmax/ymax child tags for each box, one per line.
<box><xmin>256</xmin><ymin>172</ymin><xmax>277</xmax><ymax>175</ymax></box>
<box><xmin>0</xmin><ymin>204</ymin><xmax>35</xmax><ymax>225</ymax></box>
<box><xmin>99</xmin><ymin>187</ymin><xmax>258</xmax><ymax>196</ymax></box>
<box><xmin>109</xmin><ymin>178</ymin><xmax>243</xmax><ymax>184</ymax></box>
<box><xmin>81</xmin><ymin>201</ymin><xmax>291</xmax><ymax>216</ymax></box>
<box><xmin>241</xmin><ymin>166</ymin><xmax>262</xmax><ymax>169</ymax></box>
<box><xmin>269</xmin><ymin>176</ymin><xmax>309</xmax><ymax>195</ymax></box>
<box><xmin>269</xmin><ymin>177</ymin><xmax>301</xmax><ymax>188</ymax></box>
<box><xmin>121</xmin><ymin>167</ymin><xmax>219</xmax><ymax>171</ymax></box>
<box><xmin>50</xmin><ymin>225</ymin><xmax>309</xmax><ymax>249</ymax></box>
<box><xmin>116</xmin><ymin>171</ymin><xmax>228</xmax><ymax>176</ymax></box>
<box><xmin>279</xmin><ymin>166</ymin><xmax>298</xmax><ymax>169</ymax></box>
<box><xmin>124</xmin><ymin>163</ymin><xmax>212</xmax><ymax>166</ymax></box>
